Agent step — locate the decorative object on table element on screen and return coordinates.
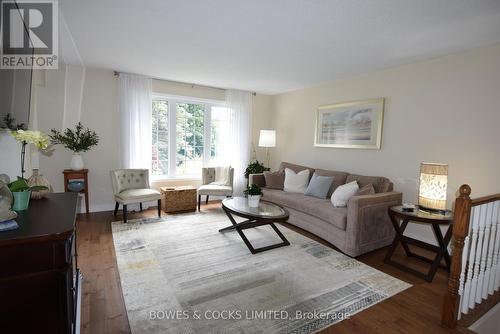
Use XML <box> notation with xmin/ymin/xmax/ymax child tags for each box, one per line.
<box><xmin>314</xmin><ymin>98</ymin><xmax>384</xmax><ymax>149</ymax></box>
<box><xmin>244</xmin><ymin>183</ymin><xmax>263</xmax><ymax>207</ymax></box>
<box><xmin>27</xmin><ymin>169</ymin><xmax>52</xmax><ymax>199</ymax></box>
<box><xmin>7</xmin><ymin>177</ymin><xmax>48</xmax><ymax>211</ymax></box>
<box><xmin>385</xmin><ymin>205</ymin><xmax>454</xmax><ymax>282</ymax></box>
<box><xmin>198</xmin><ymin>167</ymin><xmax>234</xmax><ymax>211</ymax></box>
<box><xmin>402</xmin><ymin>203</ymin><xmax>416</xmax><ymax>212</ymax></box>
<box><xmin>244</xmin><ymin>160</ymin><xmax>269</xmax><ymax>179</ymax></box>
<box><xmin>160</xmin><ymin>186</ymin><xmax>197</xmax><ymax>213</ymax></box>
<box><xmin>10</xmin><ymin>129</ymin><xmax>50</xmax><ymax>178</ymax></box>
<box><xmin>0</xmin><ymin>176</ymin><xmax>17</xmax><ymax>222</ymax></box>
<box><xmin>49</xmin><ymin>122</ymin><xmax>100</xmax><ymax>171</ymax></box>
<box><xmin>0</xmin><ymin>220</ymin><xmax>19</xmax><ymax>232</ymax></box>
<box><xmin>258</xmin><ymin>129</ymin><xmax>276</xmax><ymax>166</ymax></box>
<box><xmin>418</xmin><ymin>162</ymin><xmax>448</xmax><ymax>213</ymax></box>
<box><xmin>110</xmin><ymin>169</ymin><xmax>161</xmax><ymax>223</ymax></box>
<box><xmin>63</xmin><ymin>169</ymin><xmax>90</xmax><ymax>213</ymax></box>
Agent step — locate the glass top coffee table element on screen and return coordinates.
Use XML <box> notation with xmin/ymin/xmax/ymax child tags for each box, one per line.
<box><xmin>220</xmin><ymin>197</ymin><xmax>290</xmax><ymax>254</ymax></box>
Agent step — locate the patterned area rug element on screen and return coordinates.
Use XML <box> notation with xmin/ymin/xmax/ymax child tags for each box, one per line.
<box><xmin>111</xmin><ymin>210</ymin><xmax>410</xmax><ymax>334</ymax></box>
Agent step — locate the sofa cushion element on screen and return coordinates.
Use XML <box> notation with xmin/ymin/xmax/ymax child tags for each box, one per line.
<box><xmin>304</xmin><ymin>173</ymin><xmax>334</xmax><ymax>199</ymax></box>
<box><xmin>279</xmin><ymin>162</ymin><xmax>315</xmax><ymax>179</ymax></box>
<box><xmin>346</xmin><ymin>174</ymin><xmax>391</xmax><ymax>193</ymax></box>
<box><xmin>331</xmin><ymin>181</ymin><xmax>359</xmax><ymax>207</ymax></box>
<box><xmin>357</xmin><ymin>183</ymin><xmax>376</xmax><ymax>196</ymax></box>
<box><xmin>314</xmin><ymin>169</ymin><xmax>349</xmax><ymax>197</ymax></box>
<box><xmin>284</xmin><ymin>168</ymin><xmax>310</xmax><ymax>193</ymax></box>
<box><xmin>262</xmin><ymin>188</ymin><xmax>347</xmax><ymax>230</ymax></box>
<box><xmin>263</xmin><ymin>170</ymin><xmax>285</xmax><ymax>189</ymax></box>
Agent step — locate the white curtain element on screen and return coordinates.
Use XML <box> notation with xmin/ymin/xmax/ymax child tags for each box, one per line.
<box><xmin>118</xmin><ymin>73</ymin><xmax>152</xmax><ymax>169</ymax></box>
<box><xmin>224</xmin><ymin>89</ymin><xmax>252</xmax><ymax>196</ymax></box>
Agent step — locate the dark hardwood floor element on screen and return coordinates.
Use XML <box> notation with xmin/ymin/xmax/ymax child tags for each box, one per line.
<box><xmin>76</xmin><ymin>202</ymin><xmax>474</xmax><ymax>334</ymax></box>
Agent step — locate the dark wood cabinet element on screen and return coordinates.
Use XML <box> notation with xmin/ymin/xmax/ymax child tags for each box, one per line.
<box><xmin>0</xmin><ymin>193</ymin><xmax>82</xmax><ymax>334</ymax></box>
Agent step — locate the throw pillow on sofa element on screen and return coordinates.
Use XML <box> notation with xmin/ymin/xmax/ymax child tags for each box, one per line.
<box><xmin>284</xmin><ymin>168</ymin><xmax>310</xmax><ymax>193</ymax></box>
<box><xmin>331</xmin><ymin>181</ymin><xmax>359</xmax><ymax>207</ymax></box>
<box><xmin>304</xmin><ymin>173</ymin><xmax>334</xmax><ymax>199</ymax></box>
<box><xmin>356</xmin><ymin>183</ymin><xmax>375</xmax><ymax>196</ymax></box>
<box><xmin>263</xmin><ymin>170</ymin><xmax>285</xmax><ymax>189</ymax></box>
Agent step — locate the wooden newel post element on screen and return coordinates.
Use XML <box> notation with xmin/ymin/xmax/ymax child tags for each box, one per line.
<box><xmin>442</xmin><ymin>184</ymin><xmax>472</xmax><ymax>328</ymax></box>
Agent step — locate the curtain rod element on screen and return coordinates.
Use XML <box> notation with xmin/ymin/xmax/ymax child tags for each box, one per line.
<box><xmin>113</xmin><ymin>71</ymin><xmax>256</xmax><ymax>96</ymax></box>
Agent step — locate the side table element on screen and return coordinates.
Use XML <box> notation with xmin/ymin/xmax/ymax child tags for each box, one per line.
<box><xmin>63</xmin><ymin>169</ymin><xmax>89</xmax><ymax>214</ymax></box>
<box><xmin>385</xmin><ymin>205</ymin><xmax>454</xmax><ymax>282</ymax></box>
<box><xmin>160</xmin><ymin>186</ymin><xmax>197</xmax><ymax>213</ymax></box>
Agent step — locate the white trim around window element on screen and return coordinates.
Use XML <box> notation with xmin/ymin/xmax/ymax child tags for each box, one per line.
<box><xmin>151</xmin><ymin>93</ymin><xmax>225</xmax><ymax>180</ymax></box>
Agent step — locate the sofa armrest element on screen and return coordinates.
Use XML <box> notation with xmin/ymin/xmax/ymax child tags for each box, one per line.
<box><xmin>344</xmin><ymin>191</ymin><xmax>403</xmax><ymax>257</ymax></box>
<box><xmin>249</xmin><ymin>173</ymin><xmax>266</xmax><ymax>187</ymax></box>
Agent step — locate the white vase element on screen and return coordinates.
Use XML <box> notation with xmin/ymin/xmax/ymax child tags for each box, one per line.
<box><xmin>248</xmin><ymin>195</ymin><xmax>261</xmax><ymax>208</ymax></box>
<box><xmin>70</xmin><ymin>153</ymin><xmax>84</xmax><ymax>171</ymax></box>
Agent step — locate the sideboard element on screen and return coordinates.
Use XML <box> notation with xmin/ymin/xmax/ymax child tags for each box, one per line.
<box><xmin>0</xmin><ymin>192</ymin><xmax>82</xmax><ymax>334</ymax></box>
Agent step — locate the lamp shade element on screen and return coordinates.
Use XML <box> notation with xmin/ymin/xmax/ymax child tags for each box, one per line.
<box><xmin>258</xmin><ymin>130</ymin><xmax>276</xmax><ymax>147</ymax></box>
<box><xmin>418</xmin><ymin>163</ymin><xmax>448</xmax><ymax>211</ymax></box>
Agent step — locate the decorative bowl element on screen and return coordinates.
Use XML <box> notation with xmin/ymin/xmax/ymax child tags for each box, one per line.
<box><xmin>67</xmin><ymin>181</ymin><xmax>84</xmax><ymax>192</ymax></box>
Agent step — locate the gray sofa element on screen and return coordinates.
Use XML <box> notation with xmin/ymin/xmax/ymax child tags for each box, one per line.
<box><xmin>249</xmin><ymin>162</ymin><xmax>402</xmax><ymax>257</ymax></box>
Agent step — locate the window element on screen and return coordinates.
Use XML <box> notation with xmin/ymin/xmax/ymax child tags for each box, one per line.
<box><xmin>151</xmin><ymin>96</ymin><xmax>231</xmax><ymax>178</ymax></box>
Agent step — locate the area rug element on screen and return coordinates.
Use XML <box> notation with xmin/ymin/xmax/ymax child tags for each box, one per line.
<box><xmin>111</xmin><ymin>210</ymin><xmax>410</xmax><ymax>334</ymax></box>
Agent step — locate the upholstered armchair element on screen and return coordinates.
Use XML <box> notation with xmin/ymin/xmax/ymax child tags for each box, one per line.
<box><xmin>198</xmin><ymin>167</ymin><xmax>234</xmax><ymax>211</ymax></box>
<box><xmin>110</xmin><ymin>169</ymin><xmax>161</xmax><ymax>223</ymax></box>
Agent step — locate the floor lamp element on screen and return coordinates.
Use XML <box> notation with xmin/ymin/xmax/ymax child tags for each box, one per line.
<box><xmin>258</xmin><ymin>130</ymin><xmax>276</xmax><ymax>167</ymax></box>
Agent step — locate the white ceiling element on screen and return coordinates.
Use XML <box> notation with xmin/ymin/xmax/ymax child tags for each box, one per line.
<box><xmin>60</xmin><ymin>0</ymin><xmax>500</xmax><ymax>94</ymax></box>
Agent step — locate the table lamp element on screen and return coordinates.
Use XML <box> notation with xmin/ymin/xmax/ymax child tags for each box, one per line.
<box><xmin>418</xmin><ymin>162</ymin><xmax>448</xmax><ymax>214</ymax></box>
<box><xmin>258</xmin><ymin>130</ymin><xmax>276</xmax><ymax>167</ymax></box>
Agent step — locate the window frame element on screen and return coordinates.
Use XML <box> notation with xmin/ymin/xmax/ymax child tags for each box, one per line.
<box><xmin>151</xmin><ymin>93</ymin><xmax>224</xmax><ymax>180</ymax></box>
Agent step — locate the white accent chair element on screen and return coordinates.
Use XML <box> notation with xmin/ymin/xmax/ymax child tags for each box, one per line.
<box><xmin>198</xmin><ymin>167</ymin><xmax>234</xmax><ymax>211</ymax></box>
<box><xmin>110</xmin><ymin>169</ymin><xmax>161</xmax><ymax>223</ymax></box>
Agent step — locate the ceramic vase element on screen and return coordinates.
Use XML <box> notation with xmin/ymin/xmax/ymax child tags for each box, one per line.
<box><xmin>248</xmin><ymin>195</ymin><xmax>261</xmax><ymax>208</ymax></box>
<box><xmin>70</xmin><ymin>153</ymin><xmax>84</xmax><ymax>171</ymax></box>
<box><xmin>12</xmin><ymin>190</ymin><xmax>31</xmax><ymax>211</ymax></box>
<box><xmin>28</xmin><ymin>169</ymin><xmax>52</xmax><ymax>199</ymax></box>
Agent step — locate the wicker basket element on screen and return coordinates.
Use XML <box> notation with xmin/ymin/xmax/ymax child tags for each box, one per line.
<box><xmin>160</xmin><ymin>186</ymin><xmax>197</xmax><ymax>213</ymax></box>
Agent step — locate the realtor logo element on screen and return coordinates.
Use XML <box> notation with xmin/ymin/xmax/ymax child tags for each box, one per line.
<box><xmin>1</xmin><ymin>0</ymin><xmax>58</xmax><ymax>69</ymax></box>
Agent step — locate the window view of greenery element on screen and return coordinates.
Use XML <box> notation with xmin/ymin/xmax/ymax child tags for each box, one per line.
<box><xmin>152</xmin><ymin>100</ymin><xmax>169</xmax><ymax>175</ymax></box>
<box><xmin>176</xmin><ymin>103</ymin><xmax>205</xmax><ymax>175</ymax></box>
<box><xmin>152</xmin><ymin>99</ymin><xmax>229</xmax><ymax>177</ymax></box>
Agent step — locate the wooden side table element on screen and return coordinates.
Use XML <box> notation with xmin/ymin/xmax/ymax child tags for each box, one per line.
<box><xmin>160</xmin><ymin>186</ymin><xmax>197</xmax><ymax>213</ymax></box>
<box><xmin>385</xmin><ymin>205</ymin><xmax>454</xmax><ymax>282</ymax></box>
<box><xmin>63</xmin><ymin>169</ymin><xmax>89</xmax><ymax>214</ymax></box>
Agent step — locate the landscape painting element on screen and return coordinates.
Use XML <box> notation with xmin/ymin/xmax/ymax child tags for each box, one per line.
<box><xmin>314</xmin><ymin>98</ymin><xmax>384</xmax><ymax>149</ymax></box>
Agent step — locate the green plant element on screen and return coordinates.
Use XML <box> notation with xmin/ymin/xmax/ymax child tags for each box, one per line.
<box><xmin>50</xmin><ymin>122</ymin><xmax>100</xmax><ymax>153</ymax></box>
<box><xmin>244</xmin><ymin>160</ymin><xmax>270</xmax><ymax>179</ymax></box>
<box><xmin>244</xmin><ymin>183</ymin><xmax>263</xmax><ymax>196</ymax></box>
<box><xmin>1</xmin><ymin>113</ymin><xmax>26</xmax><ymax>130</ymax></box>
<box><xmin>8</xmin><ymin>177</ymin><xmax>47</xmax><ymax>193</ymax></box>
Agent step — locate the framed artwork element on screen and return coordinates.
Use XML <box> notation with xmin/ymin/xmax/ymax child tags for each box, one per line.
<box><xmin>314</xmin><ymin>98</ymin><xmax>385</xmax><ymax>149</ymax></box>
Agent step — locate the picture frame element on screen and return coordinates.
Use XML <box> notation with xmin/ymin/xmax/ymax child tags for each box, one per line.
<box><xmin>314</xmin><ymin>98</ymin><xmax>385</xmax><ymax>149</ymax></box>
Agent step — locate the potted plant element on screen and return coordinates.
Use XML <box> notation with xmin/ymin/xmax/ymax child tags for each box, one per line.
<box><xmin>9</xmin><ymin>129</ymin><xmax>50</xmax><ymax>210</ymax></box>
<box><xmin>244</xmin><ymin>183</ymin><xmax>263</xmax><ymax>208</ymax></box>
<box><xmin>244</xmin><ymin>160</ymin><xmax>270</xmax><ymax>179</ymax></box>
<box><xmin>50</xmin><ymin>122</ymin><xmax>100</xmax><ymax>170</ymax></box>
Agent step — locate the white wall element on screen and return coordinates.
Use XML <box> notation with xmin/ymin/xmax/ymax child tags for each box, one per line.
<box><xmin>29</xmin><ymin>69</ymin><xmax>272</xmax><ymax>212</ymax></box>
<box><xmin>270</xmin><ymin>43</ymin><xmax>500</xmax><ymax>243</ymax></box>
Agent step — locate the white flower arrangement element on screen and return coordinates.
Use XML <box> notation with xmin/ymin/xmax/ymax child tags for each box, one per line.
<box><xmin>11</xmin><ymin>129</ymin><xmax>50</xmax><ymax>150</ymax></box>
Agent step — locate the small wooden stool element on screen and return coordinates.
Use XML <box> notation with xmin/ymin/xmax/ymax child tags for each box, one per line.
<box><xmin>63</xmin><ymin>169</ymin><xmax>89</xmax><ymax>214</ymax></box>
<box><xmin>160</xmin><ymin>186</ymin><xmax>197</xmax><ymax>213</ymax></box>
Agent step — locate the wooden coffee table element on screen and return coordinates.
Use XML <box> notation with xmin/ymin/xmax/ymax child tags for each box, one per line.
<box><xmin>220</xmin><ymin>197</ymin><xmax>290</xmax><ymax>254</ymax></box>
